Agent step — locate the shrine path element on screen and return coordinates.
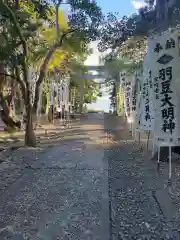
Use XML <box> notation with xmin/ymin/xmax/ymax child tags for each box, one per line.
<box><xmin>0</xmin><ymin>113</ymin><xmax>180</xmax><ymax>239</ymax></box>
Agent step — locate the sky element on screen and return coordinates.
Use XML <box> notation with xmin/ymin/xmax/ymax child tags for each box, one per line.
<box><xmin>97</xmin><ymin>0</ymin><xmax>138</xmax><ymax>15</ymax></box>
<box><xmin>87</xmin><ymin>0</ymin><xmax>146</xmax><ymax>112</ymax></box>
<box><xmin>61</xmin><ymin>0</ymin><xmax>146</xmax><ymax>15</ymax></box>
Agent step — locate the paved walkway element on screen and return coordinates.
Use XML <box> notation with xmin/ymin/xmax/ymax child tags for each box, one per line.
<box><xmin>1</xmin><ymin>113</ymin><xmax>180</xmax><ymax>239</ymax></box>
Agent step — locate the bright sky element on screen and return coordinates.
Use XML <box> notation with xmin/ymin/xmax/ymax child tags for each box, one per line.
<box><xmin>97</xmin><ymin>0</ymin><xmax>136</xmax><ymax>15</ymax></box>
<box><xmin>87</xmin><ymin>0</ymin><xmax>144</xmax><ymax>112</ymax></box>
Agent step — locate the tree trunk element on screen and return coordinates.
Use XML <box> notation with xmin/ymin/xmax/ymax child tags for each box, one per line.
<box><xmin>48</xmin><ymin>105</ymin><xmax>54</xmax><ymax>122</ymax></box>
<box><xmin>0</xmin><ymin>65</ymin><xmax>21</xmax><ymax>131</ymax></box>
<box><xmin>24</xmin><ymin>82</ymin><xmax>36</xmax><ymax>147</ymax></box>
<box><xmin>0</xmin><ymin>92</ymin><xmax>21</xmax><ymax>130</ymax></box>
<box><xmin>25</xmin><ymin>103</ymin><xmax>36</xmax><ymax>147</ymax></box>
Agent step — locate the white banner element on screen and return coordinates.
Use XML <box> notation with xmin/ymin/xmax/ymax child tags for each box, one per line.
<box><xmin>64</xmin><ymin>84</ymin><xmax>69</xmax><ymax>109</ymax></box>
<box><xmin>140</xmin><ymin>55</ymin><xmax>154</xmax><ymax>131</ymax></box>
<box><xmin>135</xmin><ymin>89</ymin><xmax>143</xmax><ymax>132</ymax></box>
<box><xmin>37</xmin><ymin>82</ymin><xmax>44</xmax><ymax>114</ymax></box>
<box><xmin>149</xmin><ymin>30</ymin><xmax>180</xmax><ymax>145</ymax></box>
<box><xmin>49</xmin><ymin>82</ymin><xmax>54</xmax><ymax>105</ymax></box>
<box><xmin>57</xmin><ymin>83</ymin><xmax>62</xmax><ymax>107</ymax></box>
<box><xmin>132</xmin><ymin>71</ymin><xmax>141</xmax><ymax>113</ymax></box>
<box><xmin>61</xmin><ymin>83</ymin><xmax>65</xmax><ymax>105</ymax></box>
<box><xmin>119</xmin><ymin>71</ymin><xmax>126</xmax><ymax>88</ymax></box>
<box><xmin>133</xmin><ymin>71</ymin><xmax>143</xmax><ymax>132</ymax></box>
<box><xmin>124</xmin><ymin>78</ymin><xmax>132</xmax><ymax>121</ymax></box>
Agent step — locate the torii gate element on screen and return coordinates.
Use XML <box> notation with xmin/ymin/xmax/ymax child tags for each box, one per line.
<box><xmin>78</xmin><ymin>65</ymin><xmax>108</xmax><ymax>80</ymax></box>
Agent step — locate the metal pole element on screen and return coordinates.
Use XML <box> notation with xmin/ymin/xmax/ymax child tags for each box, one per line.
<box><xmin>138</xmin><ymin>132</ymin><xmax>140</xmax><ymax>145</ymax></box>
<box><xmin>157</xmin><ymin>146</ymin><xmax>160</xmax><ymax>172</ymax></box>
<box><xmin>146</xmin><ymin>130</ymin><xmax>151</xmax><ymax>149</ymax></box>
<box><xmin>169</xmin><ymin>146</ymin><xmax>172</xmax><ymax>181</ymax></box>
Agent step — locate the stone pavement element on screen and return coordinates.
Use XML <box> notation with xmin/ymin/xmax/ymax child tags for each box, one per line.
<box><xmin>1</xmin><ymin>113</ymin><xmax>180</xmax><ymax>239</ymax></box>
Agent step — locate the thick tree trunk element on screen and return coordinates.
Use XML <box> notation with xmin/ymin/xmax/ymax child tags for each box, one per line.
<box><xmin>24</xmin><ymin>82</ymin><xmax>36</xmax><ymax>147</ymax></box>
<box><xmin>48</xmin><ymin>105</ymin><xmax>54</xmax><ymax>122</ymax></box>
<box><xmin>0</xmin><ymin>92</ymin><xmax>21</xmax><ymax>131</ymax></box>
<box><xmin>25</xmin><ymin>103</ymin><xmax>36</xmax><ymax>147</ymax></box>
<box><xmin>0</xmin><ymin>64</ymin><xmax>21</xmax><ymax>130</ymax></box>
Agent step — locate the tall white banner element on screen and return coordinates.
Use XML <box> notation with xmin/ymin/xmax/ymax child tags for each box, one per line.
<box><xmin>37</xmin><ymin>82</ymin><xmax>44</xmax><ymax>114</ymax></box>
<box><xmin>57</xmin><ymin>83</ymin><xmax>62</xmax><ymax>107</ymax></box>
<box><xmin>124</xmin><ymin>78</ymin><xmax>132</xmax><ymax>121</ymax></box>
<box><xmin>132</xmin><ymin>71</ymin><xmax>141</xmax><ymax>117</ymax></box>
<box><xmin>140</xmin><ymin>55</ymin><xmax>154</xmax><ymax>131</ymax></box>
<box><xmin>119</xmin><ymin>71</ymin><xmax>126</xmax><ymax>88</ymax></box>
<box><xmin>133</xmin><ymin>71</ymin><xmax>143</xmax><ymax>132</ymax></box>
<box><xmin>135</xmin><ymin>89</ymin><xmax>143</xmax><ymax>132</ymax></box>
<box><xmin>150</xmin><ymin>30</ymin><xmax>180</xmax><ymax>145</ymax></box>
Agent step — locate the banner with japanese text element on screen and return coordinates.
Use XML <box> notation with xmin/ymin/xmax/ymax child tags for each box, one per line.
<box><xmin>116</xmin><ymin>86</ymin><xmax>124</xmax><ymax>116</ymax></box>
<box><xmin>131</xmin><ymin>70</ymin><xmax>142</xmax><ymax>126</ymax></box>
<box><xmin>135</xmin><ymin>89</ymin><xmax>143</xmax><ymax>132</ymax></box>
<box><xmin>124</xmin><ymin>77</ymin><xmax>132</xmax><ymax>121</ymax></box>
<box><xmin>140</xmin><ymin>55</ymin><xmax>154</xmax><ymax>131</ymax></box>
<box><xmin>131</xmin><ymin>71</ymin><xmax>140</xmax><ymax>113</ymax></box>
<box><xmin>133</xmin><ymin>71</ymin><xmax>143</xmax><ymax>132</ymax></box>
<box><xmin>149</xmin><ymin>30</ymin><xmax>180</xmax><ymax>145</ymax></box>
<box><xmin>119</xmin><ymin>71</ymin><xmax>127</xmax><ymax>88</ymax></box>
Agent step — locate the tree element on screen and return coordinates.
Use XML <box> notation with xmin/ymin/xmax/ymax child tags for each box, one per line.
<box><xmin>0</xmin><ymin>0</ymin><xmax>103</xmax><ymax>146</ymax></box>
<box><xmin>118</xmin><ymin>36</ymin><xmax>147</xmax><ymax>64</ymax></box>
<box><xmin>98</xmin><ymin>0</ymin><xmax>180</xmax><ymax>111</ymax></box>
<box><xmin>98</xmin><ymin>0</ymin><xmax>180</xmax><ymax>54</ymax></box>
<box><xmin>99</xmin><ymin>0</ymin><xmax>180</xmax><ymax>159</ymax></box>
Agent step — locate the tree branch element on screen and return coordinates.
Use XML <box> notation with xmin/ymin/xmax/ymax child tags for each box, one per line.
<box><xmin>33</xmin><ymin>28</ymin><xmax>76</xmax><ymax>113</ymax></box>
<box><xmin>14</xmin><ymin>66</ymin><xmax>27</xmax><ymax>102</ymax></box>
<box><xmin>37</xmin><ymin>28</ymin><xmax>76</xmax><ymax>86</ymax></box>
<box><xmin>1</xmin><ymin>0</ymin><xmax>28</xmax><ymax>56</ymax></box>
<box><xmin>0</xmin><ymin>69</ymin><xmax>26</xmax><ymax>101</ymax></box>
<box><xmin>1</xmin><ymin>1</ymin><xmax>29</xmax><ymax>87</ymax></box>
<box><xmin>0</xmin><ymin>72</ymin><xmax>16</xmax><ymax>80</ymax></box>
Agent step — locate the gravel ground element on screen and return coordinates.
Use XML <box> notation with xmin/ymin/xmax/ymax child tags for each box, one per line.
<box><xmin>0</xmin><ymin>113</ymin><xmax>109</xmax><ymax>240</ymax></box>
<box><xmin>0</xmin><ymin>122</ymin><xmax>82</xmax><ymax>196</ymax></box>
<box><xmin>1</xmin><ymin>113</ymin><xmax>180</xmax><ymax>239</ymax></box>
<box><xmin>104</xmin><ymin>114</ymin><xmax>180</xmax><ymax>240</ymax></box>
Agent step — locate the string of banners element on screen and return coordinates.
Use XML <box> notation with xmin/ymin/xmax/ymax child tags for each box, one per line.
<box><xmin>49</xmin><ymin>78</ymin><xmax>70</xmax><ymax>111</ymax></box>
<box><xmin>118</xmin><ymin>29</ymin><xmax>180</xmax><ymax>180</ymax></box>
<box><xmin>119</xmin><ymin>29</ymin><xmax>180</xmax><ymax>147</ymax></box>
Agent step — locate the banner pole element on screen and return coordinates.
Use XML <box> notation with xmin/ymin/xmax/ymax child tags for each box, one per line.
<box><xmin>146</xmin><ymin>130</ymin><xmax>150</xmax><ymax>149</ymax></box>
<box><xmin>157</xmin><ymin>146</ymin><xmax>160</xmax><ymax>172</ymax></box>
<box><xmin>169</xmin><ymin>146</ymin><xmax>172</xmax><ymax>182</ymax></box>
<box><xmin>138</xmin><ymin>131</ymin><xmax>141</xmax><ymax>145</ymax></box>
